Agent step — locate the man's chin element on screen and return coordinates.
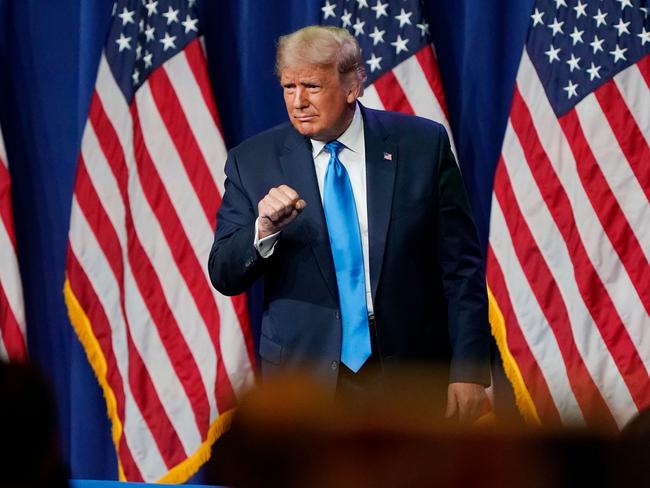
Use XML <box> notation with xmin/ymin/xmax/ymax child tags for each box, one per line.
<box><xmin>292</xmin><ymin>121</ymin><xmax>321</xmax><ymax>139</ymax></box>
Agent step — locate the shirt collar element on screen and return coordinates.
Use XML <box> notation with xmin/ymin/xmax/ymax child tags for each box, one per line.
<box><xmin>311</xmin><ymin>103</ymin><xmax>363</xmax><ymax>158</ymax></box>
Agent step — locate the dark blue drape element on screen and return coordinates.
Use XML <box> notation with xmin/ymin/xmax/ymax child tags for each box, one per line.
<box><xmin>0</xmin><ymin>0</ymin><xmax>534</xmax><ymax>480</ymax></box>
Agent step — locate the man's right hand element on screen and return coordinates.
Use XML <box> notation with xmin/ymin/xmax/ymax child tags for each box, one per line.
<box><xmin>257</xmin><ymin>185</ymin><xmax>306</xmax><ymax>239</ymax></box>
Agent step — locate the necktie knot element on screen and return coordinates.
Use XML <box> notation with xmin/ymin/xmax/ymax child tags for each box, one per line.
<box><xmin>324</xmin><ymin>140</ymin><xmax>344</xmax><ymax>157</ymax></box>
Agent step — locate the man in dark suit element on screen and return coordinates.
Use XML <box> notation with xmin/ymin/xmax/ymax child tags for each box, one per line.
<box><xmin>209</xmin><ymin>25</ymin><xmax>490</xmax><ymax>423</ymax></box>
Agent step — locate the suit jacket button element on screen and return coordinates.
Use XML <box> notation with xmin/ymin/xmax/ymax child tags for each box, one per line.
<box><xmin>331</xmin><ymin>361</ymin><xmax>338</xmax><ymax>371</ymax></box>
<box><xmin>335</xmin><ymin>311</ymin><xmax>340</xmax><ymax>320</ymax></box>
<box><xmin>244</xmin><ymin>256</ymin><xmax>254</xmax><ymax>268</ymax></box>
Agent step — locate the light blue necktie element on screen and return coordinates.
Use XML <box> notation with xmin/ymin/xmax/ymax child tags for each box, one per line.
<box><xmin>322</xmin><ymin>140</ymin><xmax>371</xmax><ymax>373</ymax></box>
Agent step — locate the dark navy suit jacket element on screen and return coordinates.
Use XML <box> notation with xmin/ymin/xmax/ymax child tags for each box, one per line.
<box><xmin>208</xmin><ymin>106</ymin><xmax>491</xmax><ymax>392</ymax></box>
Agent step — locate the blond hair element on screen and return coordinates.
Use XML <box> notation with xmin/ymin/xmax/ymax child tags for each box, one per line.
<box><xmin>276</xmin><ymin>25</ymin><xmax>366</xmax><ymax>93</ymax></box>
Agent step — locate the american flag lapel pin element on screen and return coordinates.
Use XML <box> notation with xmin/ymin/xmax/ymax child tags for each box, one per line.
<box><xmin>383</xmin><ymin>152</ymin><xmax>392</xmax><ymax>161</ymax></box>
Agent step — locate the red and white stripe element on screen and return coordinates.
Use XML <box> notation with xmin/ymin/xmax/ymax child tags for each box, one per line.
<box><xmin>359</xmin><ymin>45</ymin><xmax>456</xmax><ymax>154</ymax></box>
<box><xmin>0</xmin><ymin>125</ymin><xmax>27</xmax><ymax>362</ymax></box>
<box><xmin>66</xmin><ymin>38</ymin><xmax>255</xmax><ymax>481</ymax></box>
<box><xmin>488</xmin><ymin>50</ymin><xmax>650</xmax><ymax>430</ymax></box>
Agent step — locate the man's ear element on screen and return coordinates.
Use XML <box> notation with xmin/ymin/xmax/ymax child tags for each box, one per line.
<box><xmin>346</xmin><ymin>80</ymin><xmax>362</xmax><ymax>104</ymax></box>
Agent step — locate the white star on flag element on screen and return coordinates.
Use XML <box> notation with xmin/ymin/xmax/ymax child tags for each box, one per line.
<box><xmin>341</xmin><ymin>9</ymin><xmax>352</xmax><ymax>28</ymax></box>
<box><xmin>569</xmin><ymin>27</ymin><xmax>584</xmax><ymax>45</ymax></box>
<box><xmin>594</xmin><ymin>9</ymin><xmax>607</xmax><ymax>27</ymax></box>
<box><xmin>545</xmin><ymin>44</ymin><xmax>561</xmax><ymax>63</ymax></box>
<box><xmin>609</xmin><ymin>44</ymin><xmax>627</xmax><ymax>62</ymax></box>
<box><xmin>145</xmin><ymin>0</ymin><xmax>158</xmax><ymax>16</ymax></box>
<box><xmin>613</xmin><ymin>18</ymin><xmax>631</xmax><ymax>36</ymax></box>
<box><xmin>322</xmin><ymin>0</ymin><xmax>336</xmax><ymax>19</ymax></box>
<box><xmin>353</xmin><ymin>18</ymin><xmax>366</xmax><ymax>36</ymax></box>
<box><xmin>352</xmin><ymin>19</ymin><xmax>366</xmax><ymax>36</ymax></box>
<box><xmin>143</xmin><ymin>51</ymin><xmax>153</xmax><ymax>68</ymax></box>
<box><xmin>390</xmin><ymin>34</ymin><xmax>409</xmax><ymax>54</ymax></box>
<box><xmin>590</xmin><ymin>35</ymin><xmax>604</xmax><ymax>53</ymax></box>
<box><xmin>564</xmin><ymin>79</ymin><xmax>578</xmax><ymax>98</ymax></box>
<box><xmin>615</xmin><ymin>0</ymin><xmax>633</xmax><ymax>10</ymax></box>
<box><xmin>369</xmin><ymin>26</ymin><xmax>385</xmax><ymax>45</ymax></box>
<box><xmin>182</xmin><ymin>15</ymin><xmax>198</xmax><ymax>34</ymax></box>
<box><xmin>566</xmin><ymin>53</ymin><xmax>581</xmax><ymax>72</ymax></box>
<box><xmin>159</xmin><ymin>32</ymin><xmax>177</xmax><ymax>51</ymax></box>
<box><xmin>145</xmin><ymin>25</ymin><xmax>155</xmax><ymax>42</ymax></box>
<box><xmin>371</xmin><ymin>0</ymin><xmax>388</xmax><ymax>19</ymax></box>
<box><xmin>115</xmin><ymin>33</ymin><xmax>132</xmax><ymax>52</ymax></box>
<box><xmin>162</xmin><ymin>6</ymin><xmax>179</xmax><ymax>24</ymax></box>
<box><xmin>118</xmin><ymin>7</ymin><xmax>135</xmax><ymax>25</ymax></box>
<box><xmin>366</xmin><ymin>53</ymin><xmax>382</xmax><ymax>72</ymax></box>
<box><xmin>586</xmin><ymin>62</ymin><xmax>601</xmax><ymax>81</ymax></box>
<box><xmin>395</xmin><ymin>8</ymin><xmax>412</xmax><ymax>27</ymax></box>
<box><xmin>639</xmin><ymin>28</ymin><xmax>650</xmax><ymax>46</ymax></box>
<box><xmin>573</xmin><ymin>1</ymin><xmax>587</xmax><ymax>18</ymax></box>
<box><xmin>548</xmin><ymin>17</ymin><xmax>564</xmax><ymax>36</ymax></box>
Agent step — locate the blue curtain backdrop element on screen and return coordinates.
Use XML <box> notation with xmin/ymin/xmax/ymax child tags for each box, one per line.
<box><xmin>0</xmin><ymin>0</ymin><xmax>534</xmax><ymax>480</ymax></box>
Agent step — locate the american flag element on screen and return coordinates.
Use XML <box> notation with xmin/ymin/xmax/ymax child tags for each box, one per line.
<box><xmin>487</xmin><ymin>0</ymin><xmax>650</xmax><ymax>430</ymax></box>
<box><xmin>0</xmin><ymin>124</ymin><xmax>27</xmax><ymax>362</ymax></box>
<box><xmin>64</xmin><ymin>0</ymin><xmax>255</xmax><ymax>482</ymax></box>
<box><xmin>320</xmin><ymin>0</ymin><xmax>454</xmax><ymax>151</ymax></box>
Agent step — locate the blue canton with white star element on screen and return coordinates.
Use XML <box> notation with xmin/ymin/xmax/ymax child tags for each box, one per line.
<box><xmin>320</xmin><ymin>0</ymin><xmax>431</xmax><ymax>85</ymax></box>
<box><xmin>527</xmin><ymin>0</ymin><xmax>650</xmax><ymax>116</ymax></box>
<box><xmin>106</xmin><ymin>0</ymin><xmax>201</xmax><ymax>102</ymax></box>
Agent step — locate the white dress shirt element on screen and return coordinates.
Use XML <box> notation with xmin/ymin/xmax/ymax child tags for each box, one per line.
<box><xmin>254</xmin><ymin>104</ymin><xmax>374</xmax><ymax>313</ymax></box>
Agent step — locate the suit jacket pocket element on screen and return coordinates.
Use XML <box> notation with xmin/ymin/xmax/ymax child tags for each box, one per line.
<box><xmin>259</xmin><ymin>333</ymin><xmax>283</xmax><ymax>365</ymax></box>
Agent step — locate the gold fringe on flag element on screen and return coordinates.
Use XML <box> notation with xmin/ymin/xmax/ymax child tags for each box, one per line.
<box><xmin>64</xmin><ymin>277</ymin><xmax>234</xmax><ymax>483</ymax></box>
<box><xmin>487</xmin><ymin>284</ymin><xmax>541</xmax><ymax>425</ymax></box>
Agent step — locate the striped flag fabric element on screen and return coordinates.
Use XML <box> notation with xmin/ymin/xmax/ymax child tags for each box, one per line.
<box><xmin>320</xmin><ymin>0</ymin><xmax>455</xmax><ymax>151</ymax></box>
<box><xmin>488</xmin><ymin>0</ymin><xmax>650</xmax><ymax>430</ymax></box>
<box><xmin>0</xmin><ymin>124</ymin><xmax>27</xmax><ymax>363</ymax></box>
<box><xmin>64</xmin><ymin>0</ymin><xmax>255</xmax><ymax>482</ymax></box>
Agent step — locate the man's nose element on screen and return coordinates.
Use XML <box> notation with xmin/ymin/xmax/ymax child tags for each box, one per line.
<box><xmin>292</xmin><ymin>87</ymin><xmax>307</xmax><ymax>109</ymax></box>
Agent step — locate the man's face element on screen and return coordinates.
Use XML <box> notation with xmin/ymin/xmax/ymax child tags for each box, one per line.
<box><xmin>281</xmin><ymin>63</ymin><xmax>359</xmax><ymax>142</ymax></box>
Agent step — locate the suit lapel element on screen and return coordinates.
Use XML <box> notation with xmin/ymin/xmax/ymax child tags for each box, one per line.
<box><xmin>362</xmin><ymin>107</ymin><xmax>397</xmax><ymax>302</ymax></box>
<box><xmin>279</xmin><ymin>129</ymin><xmax>339</xmax><ymax>301</ymax></box>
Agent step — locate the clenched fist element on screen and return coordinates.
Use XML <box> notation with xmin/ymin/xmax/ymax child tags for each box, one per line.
<box><xmin>257</xmin><ymin>185</ymin><xmax>306</xmax><ymax>239</ymax></box>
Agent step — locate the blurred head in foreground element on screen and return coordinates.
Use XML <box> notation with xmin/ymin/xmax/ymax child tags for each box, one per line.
<box><xmin>207</xmin><ymin>371</ymin><xmax>643</xmax><ymax>488</ymax></box>
<box><xmin>0</xmin><ymin>360</ymin><xmax>69</xmax><ymax>488</ymax></box>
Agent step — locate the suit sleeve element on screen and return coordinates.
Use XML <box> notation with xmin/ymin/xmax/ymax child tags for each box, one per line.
<box><xmin>208</xmin><ymin>149</ymin><xmax>266</xmax><ymax>296</ymax></box>
<box><xmin>436</xmin><ymin>127</ymin><xmax>491</xmax><ymax>386</ymax></box>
